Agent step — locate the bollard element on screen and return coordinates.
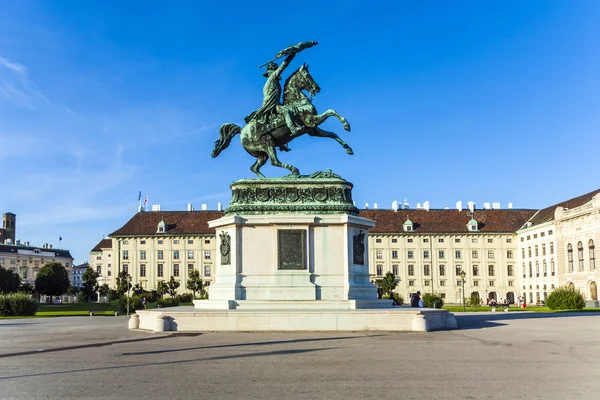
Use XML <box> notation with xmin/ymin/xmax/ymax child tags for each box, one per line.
<box><xmin>153</xmin><ymin>315</ymin><xmax>170</xmax><ymax>332</ymax></box>
<box><xmin>412</xmin><ymin>314</ymin><xmax>429</xmax><ymax>332</ymax></box>
<box><xmin>128</xmin><ymin>313</ymin><xmax>140</xmax><ymax>330</ymax></box>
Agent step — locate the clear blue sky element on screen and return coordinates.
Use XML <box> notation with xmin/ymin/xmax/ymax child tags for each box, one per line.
<box><xmin>1</xmin><ymin>1</ymin><xmax>599</xmax><ymax>264</ymax></box>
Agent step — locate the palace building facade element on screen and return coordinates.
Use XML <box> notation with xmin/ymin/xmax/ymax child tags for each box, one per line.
<box><xmin>91</xmin><ymin>189</ymin><xmax>600</xmax><ymax>305</ymax></box>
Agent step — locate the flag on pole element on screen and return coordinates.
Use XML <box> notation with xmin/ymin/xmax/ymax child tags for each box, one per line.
<box><xmin>59</xmin><ymin>236</ymin><xmax>63</xmax><ymax>242</ymax></box>
<box><xmin>144</xmin><ymin>195</ymin><xmax>148</xmax><ymax>208</ymax></box>
<box><xmin>138</xmin><ymin>191</ymin><xmax>142</xmax><ymax>201</ymax></box>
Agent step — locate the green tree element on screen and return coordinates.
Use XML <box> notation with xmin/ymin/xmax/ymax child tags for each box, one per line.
<box><xmin>66</xmin><ymin>285</ymin><xmax>80</xmax><ymax>297</ymax></box>
<box><xmin>132</xmin><ymin>283</ymin><xmax>144</xmax><ymax>296</ymax></box>
<box><xmin>19</xmin><ymin>282</ymin><xmax>34</xmax><ymax>295</ymax></box>
<box><xmin>0</xmin><ymin>267</ymin><xmax>21</xmax><ymax>294</ymax></box>
<box><xmin>186</xmin><ymin>270</ymin><xmax>204</xmax><ymax>299</ymax></box>
<box><xmin>380</xmin><ymin>272</ymin><xmax>398</xmax><ymax>297</ymax></box>
<box><xmin>115</xmin><ymin>271</ymin><xmax>132</xmax><ymax>296</ymax></box>
<box><xmin>98</xmin><ymin>283</ymin><xmax>110</xmax><ymax>300</ymax></box>
<box><xmin>167</xmin><ymin>276</ymin><xmax>180</xmax><ymax>298</ymax></box>
<box><xmin>34</xmin><ymin>262</ymin><xmax>70</xmax><ymax>303</ymax></box>
<box><xmin>81</xmin><ymin>268</ymin><xmax>99</xmax><ymax>302</ymax></box>
<box><xmin>156</xmin><ymin>280</ymin><xmax>169</xmax><ymax>299</ymax></box>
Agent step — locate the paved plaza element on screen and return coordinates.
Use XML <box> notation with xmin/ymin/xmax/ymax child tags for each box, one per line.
<box><xmin>0</xmin><ymin>312</ymin><xmax>599</xmax><ymax>399</ymax></box>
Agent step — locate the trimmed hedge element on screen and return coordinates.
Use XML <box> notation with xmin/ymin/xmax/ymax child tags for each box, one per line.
<box><xmin>546</xmin><ymin>286</ymin><xmax>585</xmax><ymax>310</ymax></box>
<box><xmin>177</xmin><ymin>293</ymin><xmax>193</xmax><ymax>303</ymax></box>
<box><xmin>118</xmin><ymin>295</ymin><xmax>144</xmax><ymax>314</ymax></box>
<box><xmin>157</xmin><ymin>297</ymin><xmax>179</xmax><ymax>308</ymax></box>
<box><xmin>422</xmin><ymin>292</ymin><xmax>445</xmax><ymax>308</ymax></box>
<box><xmin>0</xmin><ymin>293</ymin><xmax>38</xmax><ymax>316</ymax></box>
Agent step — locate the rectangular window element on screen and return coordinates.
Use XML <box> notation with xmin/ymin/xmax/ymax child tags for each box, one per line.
<box><xmin>473</xmin><ymin>280</ymin><xmax>479</xmax><ymax>286</ymax></box>
<box><xmin>408</xmin><ymin>265</ymin><xmax>414</xmax><ymax>276</ymax></box>
<box><xmin>548</xmin><ymin>230</ymin><xmax>553</xmax><ymax>235</ymax></box>
<box><xmin>392</xmin><ymin>265</ymin><xmax>398</xmax><ymax>276</ymax></box>
<box><xmin>423</xmin><ymin>250</ymin><xmax>430</xmax><ymax>259</ymax></box>
<box><xmin>439</xmin><ymin>264</ymin><xmax>446</xmax><ymax>276</ymax></box>
<box><xmin>487</xmin><ymin>238</ymin><xmax>493</xmax><ymax>243</ymax></box>
<box><xmin>140</xmin><ymin>264</ymin><xmax>146</xmax><ymax>277</ymax></box>
<box><xmin>173</xmin><ymin>240</ymin><xmax>179</xmax><ymax>244</ymax></box>
<box><xmin>96</xmin><ymin>266</ymin><xmax>101</xmax><ymax>275</ymax></box>
<box><xmin>204</xmin><ymin>265</ymin><xmax>211</xmax><ymax>276</ymax></box>
<box><xmin>173</xmin><ymin>250</ymin><xmax>180</xmax><ymax>260</ymax></box>
<box><xmin>438</xmin><ymin>238</ymin><xmax>444</xmax><ymax>243</ymax></box>
<box><xmin>520</xmin><ymin>237</ymin><xmax>524</xmax><ymax>242</ymax></box>
<box><xmin>122</xmin><ymin>240</ymin><xmax>129</xmax><ymax>245</ymax></box>
<box><xmin>188</xmin><ymin>250</ymin><xmax>194</xmax><ymax>259</ymax></box>
<box><xmin>439</xmin><ymin>250</ymin><xmax>445</xmax><ymax>259</ymax></box>
<box><xmin>440</xmin><ymin>280</ymin><xmax>446</xmax><ymax>286</ymax></box>
<box><xmin>188</xmin><ymin>240</ymin><xmax>194</xmax><ymax>244</ymax></box>
<box><xmin>455</xmin><ymin>250</ymin><xmax>462</xmax><ymax>259</ymax></box>
<box><xmin>488</xmin><ymin>250</ymin><xmax>494</xmax><ymax>259</ymax></box>
<box><xmin>407</xmin><ymin>250</ymin><xmax>414</xmax><ymax>259</ymax></box>
<box><xmin>173</xmin><ymin>264</ymin><xmax>179</xmax><ymax>277</ymax></box>
<box><xmin>391</xmin><ymin>238</ymin><xmax>397</xmax><ymax>243</ymax></box>
<box><xmin>542</xmin><ymin>244</ymin><xmax>546</xmax><ymax>256</ymax></box>
<box><xmin>157</xmin><ymin>240</ymin><xmax>163</xmax><ymax>244</ymax></box>
<box><xmin>205</xmin><ymin>239</ymin><xmax>210</xmax><ymax>244</ymax></box>
<box><xmin>455</xmin><ymin>238</ymin><xmax>461</xmax><ymax>243</ymax></box>
<box><xmin>507</xmin><ymin>265</ymin><xmax>514</xmax><ymax>276</ymax></box>
<box><xmin>407</xmin><ymin>238</ymin><xmax>413</xmax><ymax>243</ymax></box>
<box><xmin>188</xmin><ymin>264</ymin><xmax>194</xmax><ymax>273</ymax></box>
<box><xmin>140</xmin><ymin>250</ymin><xmax>146</xmax><ymax>260</ymax></box>
<box><xmin>507</xmin><ymin>238</ymin><xmax>512</xmax><ymax>243</ymax></box>
<box><xmin>140</xmin><ymin>240</ymin><xmax>146</xmax><ymax>245</ymax></box>
<box><xmin>540</xmin><ymin>232</ymin><xmax>545</xmax><ymax>237</ymax></box>
<box><xmin>409</xmin><ymin>280</ymin><xmax>415</xmax><ymax>287</ymax></box>
<box><xmin>527</xmin><ymin>236</ymin><xmax>530</xmax><ymax>240</ymax></box>
<box><xmin>533</xmin><ymin>234</ymin><xmax>538</xmax><ymax>239</ymax></box>
<box><xmin>528</xmin><ymin>247</ymin><xmax>532</xmax><ymax>258</ymax></box>
<box><xmin>123</xmin><ymin>250</ymin><xmax>129</xmax><ymax>260</ymax></box>
<box><xmin>424</xmin><ymin>280</ymin><xmax>431</xmax><ymax>286</ymax></box>
<box><xmin>424</xmin><ymin>264</ymin><xmax>430</xmax><ymax>276</ymax></box>
<box><xmin>473</xmin><ymin>265</ymin><xmax>479</xmax><ymax>276</ymax></box>
<box><xmin>535</xmin><ymin>245</ymin><xmax>539</xmax><ymax>257</ymax></box>
<box><xmin>472</xmin><ymin>250</ymin><xmax>478</xmax><ymax>259</ymax></box>
<box><xmin>376</xmin><ymin>265</ymin><xmax>383</xmax><ymax>276</ymax></box>
<box><xmin>472</xmin><ymin>238</ymin><xmax>478</xmax><ymax>243</ymax></box>
<box><xmin>376</xmin><ymin>250</ymin><xmax>383</xmax><ymax>259</ymax></box>
<box><xmin>375</xmin><ymin>238</ymin><xmax>382</xmax><ymax>243</ymax></box>
<box><xmin>423</xmin><ymin>238</ymin><xmax>429</xmax><ymax>243</ymax></box>
<box><xmin>507</xmin><ymin>250</ymin><xmax>513</xmax><ymax>259</ymax></box>
<box><xmin>391</xmin><ymin>250</ymin><xmax>398</xmax><ymax>259</ymax></box>
<box><xmin>204</xmin><ymin>250</ymin><xmax>211</xmax><ymax>260</ymax></box>
<box><xmin>157</xmin><ymin>264</ymin><xmax>163</xmax><ymax>277</ymax></box>
<box><xmin>550</xmin><ymin>242</ymin><xmax>554</xmax><ymax>254</ymax></box>
<box><xmin>489</xmin><ymin>280</ymin><xmax>495</xmax><ymax>287</ymax></box>
<box><xmin>488</xmin><ymin>265</ymin><xmax>495</xmax><ymax>276</ymax></box>
<box><xmin>157</xmin><ymin>250</ymin><xmax>164</xmax><ymax>260</ymax></box>
<box><xmin>107</xmin><ymin>271</ymin><xmax>111</xmax><ymax>277</ymax></box>
<box><xmin>508</xmin><ymin>281</ymin><xmax>514</xmax><ymax>287</ymax></box>
<box><xmin>456</xmin><ymin>280</ymin><xmax>461</xmax><ymax>286</ymax></box>
<box><xmin>123</xmin><ymin>265</ymin><xmax>128</xmax><ymax>274</ymax></box>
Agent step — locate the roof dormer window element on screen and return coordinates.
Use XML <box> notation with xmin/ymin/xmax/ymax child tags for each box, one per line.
<box><xmin>157</xmin><ymin>219</ymin><xmax>166</xmax><ymax>234</ymax></box>
<box><xmin>467</xmin><ymin>218</ymin><xmax>479</xmax><ymax>232</ymax></box>
<box><xmin>403</xmin><ymin>218</ymin><xmax>413</xmax><ymax>232</ymax></box>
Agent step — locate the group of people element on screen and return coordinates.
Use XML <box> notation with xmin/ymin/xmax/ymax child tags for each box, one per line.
<box><xmin>517</xmin><ymin>296</ymin><xmax>528</xmax><ymax>308</ymax></box>
<box><xmin>410</xmin><ymin>291</ymin><xmax>424</xmax><ymax>308</ymax></box>
<box><xmin>486</xmin><ymin>297</ymin><xmax>509</xmax><ymax>306</ymax></box>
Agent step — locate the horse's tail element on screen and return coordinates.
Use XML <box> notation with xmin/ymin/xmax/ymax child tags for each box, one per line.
<box><xmin>212</xmin><ymin>123</ymin><xmax>241</xmax><ymax>158</ymax></box>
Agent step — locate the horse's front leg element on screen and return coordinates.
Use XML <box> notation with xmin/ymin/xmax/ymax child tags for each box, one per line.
<box><xmin>312</xmin><ymin>109</ymin><xmax>351</xmax><ymax>132</ymax></box>
<box><xmin>309</xmin><ymin>127</ymin><xmax>353</xmax><ymax>155</ymax></box>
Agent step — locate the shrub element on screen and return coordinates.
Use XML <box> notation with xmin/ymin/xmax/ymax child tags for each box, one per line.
<box><xmin>177</xmin><ymin>293</ymin><xmax>193</xmax><ymax>303</ymax></box>
<box><xmin>157</xmin><ymin>297</ymin><xmax>179</xmax><ymax>308</ymax></box>
<box><xmin>546</xmin><ymin>286</ymin><xmax>585</xmax><ymax>310</ymax></box>
<box><xmin>393</xmin><ymin>293</ymin><xmax>404</xmax><ymax>305</ymax></box>
<box><xmin>0</xmin><ymin>293</ymin><xmax>38</xmax><ymax>316</ymax></box>
<box><xmin>422</xmin><ymin>292</ymin><xmax>444</xmax><ymax>308</ymax></box>
<box><xmin>118</xmin><ymin>295</ymin><xmax>144</xmax><ymax>314</ymax></box>
<box><xmin>108</xmin><ymin>289</ymin><xmax>119</xmax><ymax>301</ymax></box>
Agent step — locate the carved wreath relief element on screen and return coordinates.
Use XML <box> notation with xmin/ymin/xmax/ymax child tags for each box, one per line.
<box><xmin>353</xmin><ymin>230</ymin><xmax>365</xmax><ymax>265</ymax></box>
<box><xmin>219</xmin><ymin>231</ymin><xmax>231</xmax><ymax>265</ymax></box>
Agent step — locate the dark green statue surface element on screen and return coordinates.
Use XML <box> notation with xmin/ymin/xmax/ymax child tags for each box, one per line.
<box><xmin>212</xmin><ymin>41</ymin><xmax>354</xmax><ymax>178</ymax></box>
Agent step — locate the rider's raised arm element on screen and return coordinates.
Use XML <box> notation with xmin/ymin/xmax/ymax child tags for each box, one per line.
<box><xmin>274</xmin><ymin>53</ymin><xmax>296</xmax><ymax>78</ymax></box>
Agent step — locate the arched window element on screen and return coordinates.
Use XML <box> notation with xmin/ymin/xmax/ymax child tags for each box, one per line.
<box><xmin>528</xmin><ymin>262</ymin><xmax>533</xmax><ymax>278</ymax></box>
<box><xmin>543</xmin><ymin>259</ymin><xmax>547</xmax><ymax>276</ymax></box>
<box><xmin>535</xmin><ymin>261</ymin><xmax>539</xmax><ymax>277</ymax></box>
<box><xmin>578</xmin><ymin>241</ymin><xmax>584</xmax><ymax>270</ymax></box>
<box><xmin>551</xmin><ymin>259</ymin><xmax>555</xmax><ymax>276</ymax></box>
<box><xmin>590</xmin><ymin>240</ymin><xmax>596</xmax><ymax>270</ymax></box>
<box><xmin>567</xmin><ymin>243</ymin><xmax>574</xmax><ymax>271</ymax></box>
<box><xmin>568</xmin><ymin>282</ymin><xmax>575</xmax><ymax>291</ymax></box>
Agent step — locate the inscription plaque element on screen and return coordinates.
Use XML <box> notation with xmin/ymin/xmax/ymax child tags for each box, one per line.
<box><xmin>277</xmin><ymin>229</ymin><xmax>307</xmax><ymax>270</ymax></box>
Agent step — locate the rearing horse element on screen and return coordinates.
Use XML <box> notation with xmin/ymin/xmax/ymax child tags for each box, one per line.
<box><xmin>211</xmin><ymin>63</ymin><xmax>353</xmax><ymax>177</ymax></box>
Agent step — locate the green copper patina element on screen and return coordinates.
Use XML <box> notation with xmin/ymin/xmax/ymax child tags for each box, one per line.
<box><xmin>225</xmin><ymin>170</ymin><xmax>359</xmax><ymax>216</ymax></box>
<box><xmin>212</xmin><ymin>41</ymin><xmax>354</xmax><ymax>178</ymax></box>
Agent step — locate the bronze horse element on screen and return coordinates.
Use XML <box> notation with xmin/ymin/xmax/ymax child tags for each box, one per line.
<box><xmin>211</xmin><ymin>64</ymin><xmax>353</xmax><ymax>177</ymax></box>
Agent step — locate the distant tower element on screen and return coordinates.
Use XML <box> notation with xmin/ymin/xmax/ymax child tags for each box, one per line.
<box><xmin>2</xmin><ymin>213</ymin><xmax>16</xmax><ymax>243</ymax></box>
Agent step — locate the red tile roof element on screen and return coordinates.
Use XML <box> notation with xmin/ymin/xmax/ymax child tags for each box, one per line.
<box><xmin>528</xmin><ymin>188</ymin><xmax>600</xmax><ymax>227</ymax></box>
<box><xmin>91</xmin><ymin>239</ymin><xmax>112</xmax><ymax>252</ymax></box>
<box><xmin>359</xmin><ymin>209</ymin><xmax>537</xmax><ymax>234</ymax></box>
<box><xmin>110</xmin><ymin>211</ymin><xmax>225</xmax><ymax>237</ymax></box>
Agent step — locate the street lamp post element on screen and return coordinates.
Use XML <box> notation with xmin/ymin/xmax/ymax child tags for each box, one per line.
<box><xmin>126</xmin><ymin>275</ymin><xmax>132</xmax><ymax>316</ymax></box>
<box><xmin>460</xmin><ymin>270</ymin><xmax>466</xmax><ymax>312</ymax></box>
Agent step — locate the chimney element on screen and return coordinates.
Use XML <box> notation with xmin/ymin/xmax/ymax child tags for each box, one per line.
<box><xmin>467</xmin><ymin>201</ymin><xmax>475</xmax><ymax>212</ymax></box>
<box><xmin>151</xmin><ymin>204</ymin><xmax>161</xmax><ymax>212</ymax></box>
<box><xmin>423</xmin><ymin>201</ymin><xmax>430</xmax><ymax>211</ymax></box>
<box><xmin>416</xmin><ymin>203</ymin><xmax>422</xmax><ymax>209</ymax></box>
<box><xmin>187</xmin><ymin>203</ymin><xmax>193</xmax><ymax>211</ymax></box>
<box><xmin>403</xmin><ymin>200</ymin><xmax>409</xmax><ymax>209</ymax></box>
<box><xmin>373</xmin><ymin>202</ymin><xmax>378</xmax><ymax>209</ymax></box>
<box><xmin>217</xmin><ymin>202</ymin><xmax>222</xmax><ymax>211</ymax></box>
<box><xmin>483</xmin><ymin>202</ymin><xmax>491</xmax><ymax>210</ymax></box>
<box><xmin>392</xmin><ymin>200</ymin><xmax>398</xmax><ymax>211</ymax></box>
<box><xmin>364</xmin><ymin>203</ymin><xmax>369</xmax><ymax>209</ymax></box>
<box><xmin>492</xmin><ymin>202</ymin><xmax>500</xmax><ymax>210</ymax></box>
<box><xmin>201</xmin><ymin>204</ymin><xmax>208</xmax><ymax>211</ymax></box>
<box><xmin>456</xmin><ymin>201</ymin><xmax>463</xmax><ymax>212</ymax></box>
<box><xmin>508</xmin><ymin>202</ymin><xmax>513</xmax><ymax>209</ymax></box>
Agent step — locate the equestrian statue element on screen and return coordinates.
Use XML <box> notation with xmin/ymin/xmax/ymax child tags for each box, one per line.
<box><xmin>211</xmin><ymin>41</ymin><xmax>353</xmax><ymax>178</ymax></box>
